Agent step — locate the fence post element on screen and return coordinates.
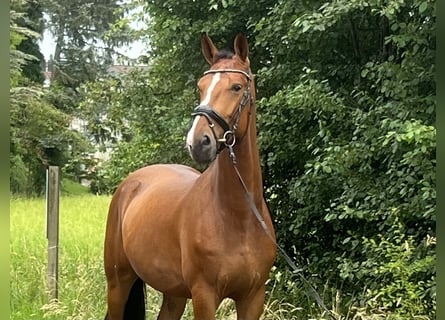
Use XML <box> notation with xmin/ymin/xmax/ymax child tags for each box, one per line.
<box><xmin>46</xmin><ymin>166</ymin><xmax>60</xmax><ymax>301</ymax></box>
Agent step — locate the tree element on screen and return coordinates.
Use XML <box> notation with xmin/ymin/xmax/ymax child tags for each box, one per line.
<box><xmin>41</xmin><ymin>0</ymin><xmax>141</xmax><ymax>112</ymax></box>
<box><xmin>79</xmin><ymin>66</ymin><xmax>198</xmax><ymax>193</ymax></box>
<box><xmin>15</xmin><ymin>0</ymin><xmax>45</xmax><ymax>84</ymax></box>
<box><xmin>10</xmin><ymin>0</ymin><xmax>91</xmax><ymax>195</ymax></box>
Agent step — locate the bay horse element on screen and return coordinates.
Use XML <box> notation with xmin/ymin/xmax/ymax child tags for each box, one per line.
<box><xmin>104</xmin><ymin>33</ymin><xmax>276</xmax><ymax>320</ymax></box>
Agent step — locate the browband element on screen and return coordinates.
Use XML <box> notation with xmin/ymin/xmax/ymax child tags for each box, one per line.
<box><xmin>203</xmin><ymin>69</ymin><xmax>251</xmax><ymax>80</ymax></box>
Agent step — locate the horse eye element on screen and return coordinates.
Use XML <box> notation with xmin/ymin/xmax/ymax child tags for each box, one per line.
<box><xmin>231</xmin><ymin>84</ymin><xmax>242</xmax><ymax>92</ymax></box>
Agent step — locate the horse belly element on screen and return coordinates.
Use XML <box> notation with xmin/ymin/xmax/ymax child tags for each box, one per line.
<box><xmin>120</xmin><ymin>167</ymin><xmax>197</xmax><ymax>297</ymax></box>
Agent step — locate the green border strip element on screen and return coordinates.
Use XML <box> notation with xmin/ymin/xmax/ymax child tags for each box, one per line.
<box><xmin>2</xmin><ymin>1</ymin><xmax>11</xmax><ymax>318</ymax></box>
<box><xmin>436</xmin><ymin>1</ymin><xmax>443</xmax><ymax>319</ymax></box>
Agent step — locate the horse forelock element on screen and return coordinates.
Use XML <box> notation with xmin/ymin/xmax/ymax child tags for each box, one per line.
<box><xmin>212</xmin><ymin>49</ymin><xmax>234</xmax><ymax>64</ymax></box>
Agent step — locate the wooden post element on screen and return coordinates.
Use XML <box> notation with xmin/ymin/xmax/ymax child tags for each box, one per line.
<box><xmin>46</xmin><ymin>166</ymin><xmax>60</xmax><ymax>301</ymax></box>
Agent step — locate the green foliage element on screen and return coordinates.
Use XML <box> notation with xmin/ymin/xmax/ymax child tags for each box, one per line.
<box><xmin>343</xmin><ymin>230</ymin><xmax>435</xmax><ymax>317</ymax></box>
<box><xmin>10</xmin><ymin>0</ymin><xmax>92</xmax><ymax>196</ymax></box>
<box><xmin>15</xmin><ymin>0</ymin><xmax>45</xmax><ymax>84</ymax></box>
<box><xmin>42</xmin><ymin>0</ymin><xmax>137</xmax><ymax>49</ymax></box>
<box><xmin>10</xmin><ymin>154</ymin><xmax>30</xmax><ymax>195</ymax></box>
<box><xmin>41</xmin><ymin>0</ymin><xmax>141</xmax><ymax>112</ymax></box>
<box><xmin>10</xmin><ymin>93</ymin><xmax>90</xmax><ymax>195</ymax></box>
<box><xmin>80</xmin><ymin>67</ymin><xmax>199</xmax><ymax>193</ymax></box>
<box><xmin>254</xmin><ymin>0</ymin><xmax>435</xmax><ymax>318</ymax></box>
<box><xmin>9</xmin><ymin>3</ymin><xmax>41</xmax><ymax>88</ymax></box>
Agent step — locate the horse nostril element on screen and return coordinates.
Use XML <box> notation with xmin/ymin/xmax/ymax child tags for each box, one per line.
<box><xmin>201</xmin><ymin>134</ymin><xmax>211</xmax><ymax>146</ymax></box>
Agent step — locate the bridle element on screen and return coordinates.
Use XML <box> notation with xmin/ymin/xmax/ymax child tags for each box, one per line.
<box><xmin>191</xmin><ymin>68</ymin><xmax>252</xmax><ymax>152</ymax></box>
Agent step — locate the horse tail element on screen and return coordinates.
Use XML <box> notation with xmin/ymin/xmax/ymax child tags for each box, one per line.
<box><xmin>124</xmin><ymin>278</ymin><xmax>146</xmax><ymax>320</ymax></box>
<box><xmin>103</xmin><ymin>278</ymin><xmax>145</xmax><ymax>319</ymax></box>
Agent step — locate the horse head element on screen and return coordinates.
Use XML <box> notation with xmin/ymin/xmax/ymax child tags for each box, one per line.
<box><xmin>186</xmin><ymin>33</ymin><xmax>254</xmax><ymax>164</ymax></box>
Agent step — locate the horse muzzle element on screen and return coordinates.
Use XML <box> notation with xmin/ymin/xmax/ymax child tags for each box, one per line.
<box><xmin>186</xmin><ymin>116</ymin><xmax>218</xmax><ymax>164</ymax></box>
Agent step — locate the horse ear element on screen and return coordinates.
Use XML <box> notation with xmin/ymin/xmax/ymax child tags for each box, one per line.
<box><xmin>234</xmin><ymin>33</ymin><xmax>249</xmax><ymax>62</ymax></box>
<box><xmin>201</xmin><ymin>33</ymin><xmax>218</xmax><ymax>65</ymax></box>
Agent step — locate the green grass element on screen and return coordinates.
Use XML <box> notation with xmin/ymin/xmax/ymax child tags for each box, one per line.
<box><xmin>61</xmin><ymin>178</ymin><xmax>90</xmax><ymax>196</ymax></box>
<box><xmin>10</xmin><ymin>195</ymin><xmax>111</xmax><ymax>319</ymax></box>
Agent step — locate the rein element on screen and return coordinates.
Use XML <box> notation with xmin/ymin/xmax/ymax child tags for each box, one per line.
<box><xmin>228</xmin><ymin>147</ymin><xmax>335</xmax><ymax>319</ymax></box>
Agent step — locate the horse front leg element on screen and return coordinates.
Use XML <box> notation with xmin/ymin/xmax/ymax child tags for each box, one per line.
<box><xmin>157</xmin><ymin>294</ymin><xmax>187</xmax><ymax>320</ymax></box>
<box><xmin>190</xmin><ymin>282</ymin><xmax>220</xmax><ymax>319</ymax></box>
<box><xmin>234</xmin><ymin>286</ymin><xmax>266</xmax><ymax>320</ymax></box>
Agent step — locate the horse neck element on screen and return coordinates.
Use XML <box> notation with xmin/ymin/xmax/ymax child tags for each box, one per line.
<box><xmin>211</xmin><ymin>106</ymin><xmax>264</xmax><ymax>212</ymax></box>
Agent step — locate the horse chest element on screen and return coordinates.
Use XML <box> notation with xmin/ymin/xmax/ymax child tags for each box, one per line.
<box><xmin>215</xmin><ymin>245</ymin><xmax>269</xmax><ymax>298</ymax></box>
<box><xmin>181</xmin><ymin>188</ymin><xmax>276</xmax><ymax>298</ymax></box>
<box><xmin>186</xmin><ymin>226</ymin><xmax>271</xmax><ymax>291</ymax></box>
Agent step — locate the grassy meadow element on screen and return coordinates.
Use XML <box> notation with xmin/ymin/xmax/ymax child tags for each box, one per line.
<box><xmin>11</xmin><ymin>194</ymin><xmax>312</xmax><ymax>320</ymax></box>
<box><xmin>10</xmin><ymin>195</ymin><xmax>112</xmax><ymax>319</ymax></box>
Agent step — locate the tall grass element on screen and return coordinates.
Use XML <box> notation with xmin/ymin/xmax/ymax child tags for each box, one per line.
<box><xmin>10</xmin><ymin>195</ymin><xmax>111</xmax><ymax>319</ymax></box>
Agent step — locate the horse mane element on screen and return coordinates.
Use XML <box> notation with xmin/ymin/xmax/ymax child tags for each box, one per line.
<box><xmin>213</xmin><ymin>49</ymin><xmax>234</xmax><ymax>63</ymax></box>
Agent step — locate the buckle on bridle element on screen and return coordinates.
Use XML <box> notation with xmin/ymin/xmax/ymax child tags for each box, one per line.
<box><xmin>217</xmin><ymin>131</ymin><xmax>236</xmax><ymax>147</ymax></box>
